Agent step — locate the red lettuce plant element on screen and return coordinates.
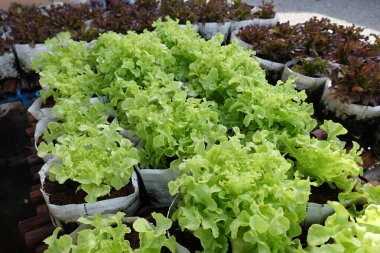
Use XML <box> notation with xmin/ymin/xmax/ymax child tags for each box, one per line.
<box><xmin>237</xmin><ymin>22</ymin><xmax>301</xmax><ymax>63</ymax></box>
<box><xmin>331</xmin><ymin>57</ymin><xmax>380</xmax><ymax>106</ymax></box>
<box><xmin>160</xmin><ymin>0</ymin><xmax>200</xmax><ymax>24</ymax></box>
<box><xmin>253</xmin><ymin>0</ymin><xmax>275</xmax><ymax>19</ymax></box>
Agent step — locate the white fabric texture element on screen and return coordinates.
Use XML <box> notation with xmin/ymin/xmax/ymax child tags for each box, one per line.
<box><xmin>321</xmin><ymin>79</ymin><xmax>380</xmax><ymax>120</ymax></box>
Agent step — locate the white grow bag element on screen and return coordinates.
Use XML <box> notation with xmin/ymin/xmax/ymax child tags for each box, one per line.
<box><xmin>39</xmin><ymin>158</ymin><xmax>141</xmax><ymax>226</ymax></box>
<box><xmin>138</xmin><ymin>168</ymin><xmax>180</xmax><ymax>208</ymax></box>
<box><xmin>231</xmin><ymin>30</ymin><xmax>285</xmax><ymax>73</ymax></box>
<box><xmin>198</xmin><ymin>22</ymin><xmax>231</xmax><ymax>41</ymax></box>
<box><xmin>28</xmin><ymin>97</ymin><xmax>56</xmax><ymax>121</ymax></box>
<box><xmin>321</xmin><ymin>79</ymin><xmax>380</xmax><ymax>121</ymax></box>
<box><xmin>281</xmin><ymin>60</ymin><xmax>327</xmax><ymax>91</ymax></box>
<box><xmin>0</xmin><ymin>52</ymin><xmax>19</xmax><ymax>79</ymax></box>
<box><xmin>178</xmin><ymin>23</ymin><xmax>200</xmax><ymax>33</ymax></box>
<box><xmin>14</xmin><ymin>44</ymin><xmax>49</xmax><ymax>73</ymax></box>
<box><xmin>230</xmin><ymin>13</ymin><xmax>279</xmax><ymax>32</ymax></box>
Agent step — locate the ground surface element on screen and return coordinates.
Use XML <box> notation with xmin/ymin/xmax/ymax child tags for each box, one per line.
<box><xmin>246</xmin><ymin>0</ymin><xmax>380</xmax><ymax>35</ymax></box>
<box><xmin>0</xmin><ymin>107</ymin><xmax>34</xmax><ymax>253</ymax></box>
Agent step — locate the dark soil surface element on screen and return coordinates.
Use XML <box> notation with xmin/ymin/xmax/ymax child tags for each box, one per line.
<box><xmin>309</xmin><ymin>183</ymin><xmax>340</xmax><ymax>204</ymax></box>
<box><xmin>42</xmin><ymin>97</ymin><xmax>55</xmax><ymax>108</ymax></box>
<box><xmin>169</xmin><ymin>221</ymin><xmax>202</xmax><ymax>253</ymax></box>
<box><xmin>0</xmin><ymin>105</ymin><xmax>35</xmax><ymax>253</ymax></box>
<box><xmin>44</xmin><ymin>178</ymin><xmax>135</xmax><ymax>205</ymax></box>
<box><xmin>124</xmin><ymin>226</ymin><xmax>140</xmax><ymax>249</ymax></box>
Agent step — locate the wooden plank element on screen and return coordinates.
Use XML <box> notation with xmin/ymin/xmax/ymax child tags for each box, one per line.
<box><xmin>28</xmin><ymin>114</ymin><xmax>38</xmax><ymax>124</ymax></box>
<box><xmin>26</xmin><ymin>126</ymin><xmax>36</xmax><ymax>137</ymax></box>
<box><xmin>35</xmin><ymin>243</ymin><xmax>48</xmax><ymax>253</ymax></box>
<box><xmin>36</xmin><ymin>205</ymin><xmax>49</xmax><ymax>216</ymax></box>
<box><xmin>25</xmin><ymin>223</ymin><xmax>55</xmax><ymax>247</ymax></box>
<box><xmin>30</xmin><ymin>165</ymin><xmax>41</xmax><ymax>176</ymax></box>
<box><xmin>18</xmin><ymin>214</ymin><xmax>51</xmax><ymax>236</ymax></box>
<box><xmin>29</xmin><ymin>189</ymin><xmax>43</xmax><ymax>203</ymax></box>
<box><xmin>31</xmin><ymin>184</ymin><xmax>41</xmax><ymax>191</ymax></box>
<box><xmin>27</xmin><ymin>156</ymin><xmax>44</xmax><ymax>167</ymax></box>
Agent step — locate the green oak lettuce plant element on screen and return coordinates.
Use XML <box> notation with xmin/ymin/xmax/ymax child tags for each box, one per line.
<box><xmin>154</xmin><ymin>19</ymin><xmax>316</xmax><ymax>138</ymax></box>
<box><xmin>278</xmin><ymin>120</ymin><xmax>362</xmax><ymax>192</ymax></box>
<box><xmin>38</xmin><ymin>123</ymin><xmax>139</xmax><ymax>203</ymax></box>
<box><xmin>32</xmin><ymin>33</ymin><xmax>99</xmax><ymax>102</ymax></box>
<box><xmin>116</xmin><ymin>78</ymin><xmax>228</xmax><ymax>169</ymax></box>
<box><xmin>304</xmin><ymin>202</ymin><xmax>380</xmax><ymax>253</ymax></box>
<box><xmin>39</xmin><ymin>93</ymin><xmax>113</xmax><ymax>145</ymax></box>
<box><xmin>44</xmin><ymin>212</ymin><xmax>177</xmax><ymax>253</ymax></box>
<box><xmin>169</xmin><ymin>136</ymin><xmax>310</xmax><ymax>252</ymax></box>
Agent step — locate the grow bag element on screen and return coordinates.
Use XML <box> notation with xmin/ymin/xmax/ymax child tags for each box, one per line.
<box><xmin>230</xmin><ymin>30</ymin><xmax>253</xmax><ymax>50</ymax></box>
<box><xmin>178</xmin><ymin>23</ymin><xmax>200</xmax><ymax>33</ymax></box>
<box><xmin>28</xmin><ymin>97</ymin><xmax>56</xmax><ymax>121</ymax></box>
<box><xmin>321</xmin><ymin>79</ymin><xmax>380</xmax><ymax>121</ymax></box>
<box><xmin>198</xmin><ymin>22</ymin><xmax>231</xmax><ymax>41</ymax></box>
<box><xmin>39</xmin><ymin>158</ymin><xmax>141</xmax><ymax>226</ymax></box>
<box><xmin>137</xmin><ymin>168</ymin><xmax>180</xmax><ymax>208</ymax></box>
<box><xmin>0</xmin><ymin>52</ymin><xmax>19</xmax><ymax>80</ymax></box>
<box><xmin>231</xmin><ymin>30</ymin><xmax>284</xmax><ymax>74</ymax></box>
<box><xmin>281</xmin><ymin>60</ymin><xmax>327</xmax><ymax>91</ymax></box>
<box><xmin>14</xmin><ymin>44</ymin><xmax>49</xmax><ymax>73</ymax></box>
<box><xmin>68</xmin><ymin>216</ymin><xmax>190</xmax><ymax>253</ymax></box>
<box><xmin>230</xmin><ymin>13</ymin><xmax>279</xmax><ymax>32</ymax></box>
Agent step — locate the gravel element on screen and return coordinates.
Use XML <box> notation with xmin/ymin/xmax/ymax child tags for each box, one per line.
<box><xmin>245</xmin><ymin>0</ymin><xmax>380</xmax><ymax>35</ymax></box>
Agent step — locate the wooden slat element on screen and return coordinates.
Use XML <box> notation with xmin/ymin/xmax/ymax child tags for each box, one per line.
<box><xmin>25</xmin><ymin>223</ymin><xmax>55</xmax><ymax>247</ymax></box>
<box><xmin>35</xmin><ymin>243</ymin><xmax>48</xmax><ymax>253</ymax></box>
<box><xmin>31</xmin><ymin>184</ymin><xmax>41</xmax><ymax>191</ymax></box>
<box><xmin>18</xmin><ymin>214</ymin><xmax>51</xmax><ymax>236</ymax></box>
<box><xmin>36</xmin><ymin>205</ymin><xmax>49</xmax><ymax>216</ymax></box>
<box><xmin>33</xmin><ymin>172</ymin><xmax>40</xmax><ymax>182</ymax></box>
<box><xmin>30</xmin><ymin>165</ymin><xmax>41</xmax><ymax>176</ymax></box>
<box><xmin>28</xmin><ymin>114</ymin><xmax>38</xmax><ymax>124</ymax></box>
<box><xmin>26</xmin><ymin>126</ymin><xmax>36</xmax><ymax>137</ymax></box>
<box><xmin>29</xmin><ymin>189</ymin><xmax>43</xmax><ymax>203</ymax></box>
<box><xmin>27</xmin><ymin>156</ymin><xmax>44</xmax><ymax>167</ymax></box>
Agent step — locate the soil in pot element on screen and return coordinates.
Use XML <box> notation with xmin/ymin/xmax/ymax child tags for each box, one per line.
<box><xmin>124</xmin><ymin>226</ymin><xmax>141</xmax><ymax>250</ymax></box>
<box><xmin>169</xmin><ymin>221</ymin><xmax>202</xmax><ymax>252</ymax></box>
<box><xmin>42</xmin><ymin>96</ymin><xmax>55</xmax><ymax>108</ymax></box>
<box><xmin>308</xmin><ymin>183</ymin><xmax>341</xmax><ymax>204</ymax></box>
<box><xmin>44</xmin><ymin>178</ymin><xmax>135</xmax><ymax>205</ymax></box>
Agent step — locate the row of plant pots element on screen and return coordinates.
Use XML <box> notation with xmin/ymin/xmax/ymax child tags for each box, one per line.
<box><xmin>0</xmin><ymin>0</ymin><xmax>278</xmax><ymax>56</ymax></box>
<box><xmin>25</xmin><ymin>19</ymin><xmax>380</xmax><ymax>252</ymax></box>
<box><xmin>230</xmin><ymin>19</ymin><xmax>380</xmax><ymax>137</ymax></box>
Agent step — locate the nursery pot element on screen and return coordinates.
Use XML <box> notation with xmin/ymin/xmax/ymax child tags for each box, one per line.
<box><xmin>230</xmin><ymin>30</ymin><xmax>254</xmax><ymax>50</ymax></box>
<box><xmin>230</xmin><ymin>13</ymin><xmax>279</xmax><ymax>32</ymax></box>
<box><xmin>14</xmin><ymin>44</ymin><xmax>49</xmax><ymax>73</ymax></box>
<box><xmin>178</xmin><ymin>23</ymin><xmax>200</xmax><ymax>33</ymax></box>
<box><xmin>321</xmin><ymin>79</ymin><xmax>380</xmax><ymax>133</ymax></box>
<box><xmin>198</xmin><ymin>22</ymin><xmax>231</xmax><ymax>41</ymax></box>
<box><xmin>230</xmin><ymin>30</ymin><xmax>284</xmax><ymax>84</ymax></box>
<box><xmin>281</xmin><ymin>60</ymin><xmax>327</xmax><ymax>91</ymax></box>
<box><xmin>0</xmin><ymin>52</ymin><xmax>19</xmax><ymax>80</ymax></box>
<box><xmin>281</xmin><ymin>60</ymin><xmax>327</xmax><ymax>102</ymax></box>
<box><xmin>137</xmin><ymin>167</ymin><xmax>179</xmax><ymax>208</ymax></box>
<box><xmin>39</xmin><ymin>158</ymin><xmax>141</xmax><ymax>227</ymax></box>
<box><xmin>28</xmin><ymin>97</ymin><xmax>56</xmax><ymax>121</ymax></box>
